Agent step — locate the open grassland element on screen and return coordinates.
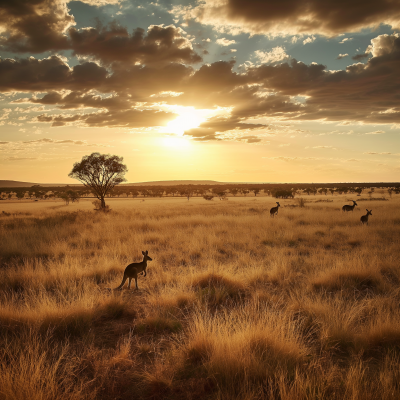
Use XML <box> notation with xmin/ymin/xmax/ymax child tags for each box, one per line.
<box><xmin>1</xmin><ymin>195</ymin><xmax>400</xmax><ymax>400</ymax></box>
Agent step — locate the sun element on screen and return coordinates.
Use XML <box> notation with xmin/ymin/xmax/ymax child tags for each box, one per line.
<box><xmin>164</xmin><ymin>108</ymin><xmax>204</xmax><ymax>136</ymax></box>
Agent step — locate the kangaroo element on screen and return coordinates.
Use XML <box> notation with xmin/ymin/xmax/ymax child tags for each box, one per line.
<box><xmin>342</xmin><ymin>200</ymin><xmax>357</xmax><ymax>212</ymax></box>
<box><xmin>115</xmin><ymin>250</ymin><xmax>152</xmax><ymax>290</ymax></box>
<box><xmin>360</xmin><ymin>209</ymin><xmax>372</xmax><ymax>225</ymax></box>
<box><xmin>270</xmin><ymin>202</ymin><xmax>280</xmax><ymax>217</ymax></box>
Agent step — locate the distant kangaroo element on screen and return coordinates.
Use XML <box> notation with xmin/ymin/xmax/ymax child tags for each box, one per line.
<box><xmin>360</xmin><ymin>209</ymin><xmax>372</xmax><ymax>225</ymax></box>
<box><xmin>270</xmin><ymin>202</ymin><xmax>280</xmax><ymax>217</ymax></box>
<box><xmin>115</xmin><ymin>250</ymin><xmax>152</xmax><ymax>290</ymax></box>
<box><xmin>342</xmin><ymin>200</ymin><xmax>357</xmax><ymax>212</ymax></box>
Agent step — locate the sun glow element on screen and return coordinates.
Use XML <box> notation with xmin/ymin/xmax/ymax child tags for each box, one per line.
<box><xmin>162</xmin><ymin>136</ymin><xmax>191</xmax><ymax>148</ymax></box>
<box><xmin>164</xmin><ymin>108</ymin><xmax>204</xmax><ymax>136</ymax></box>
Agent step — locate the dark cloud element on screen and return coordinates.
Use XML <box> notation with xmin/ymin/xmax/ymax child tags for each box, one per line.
<box><xmin>189</xmin><ymin>0</ymin><xmax>400</xmax><ymax>36</ymax></box>
<box><xmin>352</xmin><ymin>53</ymin><xmax>369</xmax><ymax>60</ymax></box>
<box><xmin>30</xmin><ymin>91</ymin><xmax>133</xmax><ymax>110</ymax></box>
<box><xmin>184</xmin><ymin>114</ymin><xmax>267</xmax><ymax>140</ymax></box>
<box><xmin>0</xmin><ymin>56</ymin><xmax>107</xmax><ymax>92</ymax></box>
<box><xmin>0</xmin><ymin>0</ymin><xmax>73</xmax><ymax>53</ymax></box>
<box><xmin>69</xmin><ymin>23</ymin><xmax>202</xmax><ymax>66</ymax></box>
<box><xmin>36</xmin><ymin>108</ymin><xmax>177</xmax><ymax>128</ymax></box>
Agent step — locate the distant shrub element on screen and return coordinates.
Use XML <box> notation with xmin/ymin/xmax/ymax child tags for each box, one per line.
<box><xmin>297</xmin><ymin>197</ymin><xmax>306</xmax><ymax>207</ymax></box>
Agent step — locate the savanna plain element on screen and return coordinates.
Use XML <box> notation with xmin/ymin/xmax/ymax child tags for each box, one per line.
<box><xmin>1</xmin><ymin>194</ymin><xmax>400</xmax><ymax>400</ymax></box>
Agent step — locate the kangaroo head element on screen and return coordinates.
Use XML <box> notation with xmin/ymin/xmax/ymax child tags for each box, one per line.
<box><xmin>367</xmin><ymin>209</ymin><xmax>372</xmax><ymax>215</ymax></box>
<box><xmin>353</xmin><ymin>201</ymin><xmax>358</xmax><ymax>206</ymax></box>
<box><xmin>276</xmin><ymin>202</ymin><xmax>280</xmax><ymax>207</ymax></box>
<box><xmin>142</xmin><ymin>250</ymin><xmax>153</xmax><ymax>261</ymax></box>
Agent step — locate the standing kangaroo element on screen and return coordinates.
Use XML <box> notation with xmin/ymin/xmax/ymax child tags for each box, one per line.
<box><xmin>342</xmin><ymin>200</ymin><xmax>357</xmax><ymax>212</ymax></box>
<box><xmin>360</xmin><ymin>209</ymin><xmax>372</xmax><ymax>225</ymax></box>
<box><xmin>115</xmin><ymin>250</ymin><xmax>152</xmax><ymax>290</ymax></box>
<box><xmin>270</xmin><ymin>202</ymin><xmax>280</xmax><ymax>217</ymax></box>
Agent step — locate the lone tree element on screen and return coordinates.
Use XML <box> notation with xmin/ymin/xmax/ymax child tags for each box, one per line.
<box><xmin>69</xmin><ymin>153</ymin><xmax>127</xmax><ymax>210</ymax></box>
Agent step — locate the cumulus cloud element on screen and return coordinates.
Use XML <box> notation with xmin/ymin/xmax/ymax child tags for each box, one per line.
<box><xmin>69</xmin><ymin>24</ymin><xmax>202</xmax><ymax>66</ymax></box>
<box><xmin>254</xmin><ymin>47</ymin><xmax>289</xmax><ymax>63</ymax></box>
<box><xmin>216</xmin><ymin>38</ymin><xmax>236</xmax><ymax>46</ymax></box>
<box><xmin>178</xmin><ymin>0</ymin><xmax>400</xmax><ymax>37</ymax></box>
<box><xmin>336</xmin><ymin>53</ymin><xmax>348</xmax><ymax>59</ymax></box>
<box><xmin>0</xmin><ymin>56</ymin><xmax>108</xmax><ymax>92</ymax></box>
<box><xmin>366</xmin><ymin>33</ymin><xmax>400</xmax><ymax>57</ymax></box>
<box><xmin>303</xmin><ymin>36</ymin><xmax>316</xmax><ymax>45</ymax></box>
<box><xmin>0</xmin><ymin>0</ymin><xmax>73</xmax><ymax>53</ymax></box>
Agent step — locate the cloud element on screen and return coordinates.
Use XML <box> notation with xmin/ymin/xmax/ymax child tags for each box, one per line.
<box><xmin>216</xmin><ymin>38</ymin><xmax>236</xmax><ymax>46</ymax></box>
<box><xmin>181</xmin><ymin>0</ymin><xmax>400</xmax><ymax>37</ymax></box>
<box><xmin>3</xmin><ymin>156</ymin><xmax>37</xmax><ymax>161</ymax></box>
<box><xmin>364</xmin><ymin>130</ymin><xmax>385</xmax><ymax>134</ymax></box>
<box><xmin>254</xmin><ymin>47</ymin><xmax>289</xmax><ymax>63</ymax></box>
<box><xmin>303</xmin><ymin>36</ymin><xmax>316</xmax><ymax>45</ymax></box>
<box><xmin>2</xmin><ymin>28</ymin><xmax>400</xmax><ymax>141</ymax></box>
<box><xmin>364</xmin><ymin>152</ymin><xmax>392</xmax><ymax>155</ymax></box>
<box><xmin>0</xmin><ymin>0</ymin><xmax>73</xmax><ymax>53</ymax></box>
<box><xmin>339</xmin><ymin>38</ymin><xmax>352</xmax><ymax>44</ymax></box>
<box><xmin>336</xmin><ymin>53</ymin><xmax>348</xmax><ymax>59</ymax></box>
<box><xmin>35</xmin><ymin>109</ymin><xmax>177</xmax><ymax>128</ymax></box>
<box><xmin>352</xmin><ymin>53</ymin><xmax>369</xmax><ymax>60</ymax></box>
<box><xmin>239</xmin><ymin>135</ymin><xmax>262</xmax><ymax>143</ymax></box>
<box><xmin>69</xmin><ymin>24</ymin><xmax>202</xmax><ymax>66</ymax></box>
<box><xmin>22</xmin><ymin>138</ymin><xmax>87</xmax><ymax>145</ymax></box>
<box><xmin>366</xmin><ymin>33</ymin><xmax>400</xmax><ymax>57</ymax></box>
<box><xmin>263</xmin><ymin>156</ymin><xmax>319</xmax><ymax>162</ymax></box>
<box><xmin>184</xmin><ymin>114</ymin><xmax>267</xmax><ymax>141</ymax></box>
<box><xmin>0</xmin><ymin>56</ymin><xmax>108</xmax><ymax>92</ymax></box>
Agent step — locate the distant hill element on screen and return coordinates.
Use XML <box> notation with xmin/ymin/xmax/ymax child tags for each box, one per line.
<box><xmin>123</xmin><ymin>180</ymin><xmax>225</xmax><ymax>186</ymax></box>
<box><xmin>0</xmin><ymin>180</ymin><xmax>81</xmax><ymax>188</ymax></box>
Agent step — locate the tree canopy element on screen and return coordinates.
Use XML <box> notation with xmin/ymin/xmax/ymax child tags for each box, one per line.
<box><xmin>68</xmin><ymin>153</ymin><xmax>127</xmax><ymax>209</ymax></box>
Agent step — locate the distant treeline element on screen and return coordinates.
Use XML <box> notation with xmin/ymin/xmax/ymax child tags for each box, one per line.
<box><xmin>1</xmin><ymin>182</ymin><xmax>399</xmax><ymax>202</ymax></box>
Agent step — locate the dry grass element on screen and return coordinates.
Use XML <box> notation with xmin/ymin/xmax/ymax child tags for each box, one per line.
<box><xmin>1</xmin><ymin>194</ymin><xmax>400</xmax><ymax>399</ymax></box>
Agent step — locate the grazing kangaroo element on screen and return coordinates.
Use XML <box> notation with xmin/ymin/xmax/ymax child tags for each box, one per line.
<box><xmin>342</xmin><ymin>200</ymin><xmax>357</xmax><ymax>212</ymax></box>
<box><xmin>360</xmin><ymin>209</ymin><xmax>372</xmax><ymax>225</ymax></box>
<box><xmin>115</xmin><ymin>250</ymin><xmax>152</xmax><ymax>290</ymax></box>
<box><xmin>270</xmin><ymin>202</ymin><xmax>280</xmax><ymax>217</ymax></box>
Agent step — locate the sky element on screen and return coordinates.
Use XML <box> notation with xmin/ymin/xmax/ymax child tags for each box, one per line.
<box><xmin>0</xmin><ymin>0</ymin><xmax>399</xmax><ymax>184</ymax></box>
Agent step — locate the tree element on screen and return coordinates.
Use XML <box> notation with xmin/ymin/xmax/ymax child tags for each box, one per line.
<box><xmin>229</xmin><ymin>188</ymin><xmax>239</xmax><ymax>196</ymax></box>
<box><xmin>68</xmin><ymin>153</ymin><xmax>127</xmax><ymax>210</ymax></box>
<box><xmin>16</xmin><ymin>191</ymin><xmax>25</xmax><ymax>200</ymax></box>
<box><xmin>251</xmin><ymin>188</ymin><xmax>260</xmax><ymax>196</ymax></box>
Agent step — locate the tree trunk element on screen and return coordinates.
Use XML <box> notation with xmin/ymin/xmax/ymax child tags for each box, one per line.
<box><xmin>100</xmin><ymin>197</ymin><xmax>106</xmax><ymax>209</ymax></box>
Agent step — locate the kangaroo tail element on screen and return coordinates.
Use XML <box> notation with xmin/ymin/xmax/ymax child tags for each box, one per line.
<box><xmin>114</xmin><ymin>274</ymin><xmax>127</xmax><ymax>290</ymax></box>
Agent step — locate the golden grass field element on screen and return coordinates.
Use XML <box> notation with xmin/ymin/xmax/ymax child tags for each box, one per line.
<box><xmin>1</xmin><ymin>194</ymin><xmax>400</xmax><ymax>400</ymax></box>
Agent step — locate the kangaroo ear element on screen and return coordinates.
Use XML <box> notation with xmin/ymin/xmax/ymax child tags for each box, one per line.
<box><xmin>146</xmin><ymin>250</ymin><xmax>148</xmax><ymax>255</ymax></box>
<box><xmin>142</xmin><ymin>251</ymin><xmax>145</xmax><ymax>255</ymax></box>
